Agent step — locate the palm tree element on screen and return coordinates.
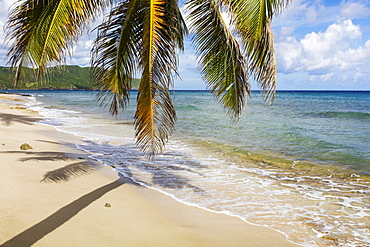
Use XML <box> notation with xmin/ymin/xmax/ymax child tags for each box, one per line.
<box><xmin>5</xmin><ymin>0</ymin><xmax>288</xmax><ymax>156</ymax></box>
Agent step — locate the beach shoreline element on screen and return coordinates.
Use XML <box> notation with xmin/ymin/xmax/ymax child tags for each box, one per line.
<box><xmin>0</xmin><ymin>93</ymin><xmax>298</xmax><ymax>247</ymax></box>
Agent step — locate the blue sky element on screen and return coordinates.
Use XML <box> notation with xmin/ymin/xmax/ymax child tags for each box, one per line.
<box><xmin>0</xmin><ymin>0</ymin><xmax>369</xmax><ymax>90</ymax></box>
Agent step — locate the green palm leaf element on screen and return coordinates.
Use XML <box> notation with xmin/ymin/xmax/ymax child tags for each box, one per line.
<box><xmin>6</xmin><ymin>0</ymin><xmax>45</xmax><ymax>85</ymax></box>
<box><xmin>6</xmin><ymin>0</ymin><xmax>108</xmax><ymax>84</ymax></box>
<box><xmin>228</xmin><ymin>0</ymin><xmax>289</xmax><ymax>103</ymax></box>
<box><xmin>91</xmin><ymin>0</ymin><xmax>144</xmax><ymax>116</ymax></box>
<box><xmin>135</xmin><ymin>0</ymin><xmax>186</xmax><ymax>156</ymax></box>
<box><xmin>92</xmin><ymin>0</ymin><xmax>186</xmax><ymax>156</ymax></box>
<box><xmin>5</xmin><ymin>0</ymin><xmax>287</xmax><ymax>156</ymax></box>
<box><xmin>187</xmin><ymin>0</ymin><xmax>250</xmax><ymax>119</ymax></box>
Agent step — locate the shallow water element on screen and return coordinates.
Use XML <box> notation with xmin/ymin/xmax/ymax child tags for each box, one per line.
<box><xmin>4</xmin><ymin>89</ymin><xmax>370</xmax><ymax>246</ymax></box>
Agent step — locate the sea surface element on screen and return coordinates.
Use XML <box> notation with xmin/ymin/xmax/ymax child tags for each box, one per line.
<box><xmin>3</xmin><ymin>90</ymin><xmax>370</xmax><ymax>246</ymax></box>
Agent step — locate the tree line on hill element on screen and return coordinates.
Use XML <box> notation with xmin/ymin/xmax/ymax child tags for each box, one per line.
<box><xmin>0</xmin><ymin>66</ymin><xmax>140</xmax><ymax>90</ymax></box>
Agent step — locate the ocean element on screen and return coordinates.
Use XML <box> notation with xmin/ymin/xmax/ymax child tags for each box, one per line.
<box><xmin>4</xmin><ymin>90</ymin><xmax>370</xmax><ymax>246</ymax></box>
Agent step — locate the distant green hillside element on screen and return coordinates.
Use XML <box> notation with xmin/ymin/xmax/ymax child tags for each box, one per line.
<box><xmin>0</xmin><ymin>66</ymin><xmax>140</xmax><ymax>90</ymax></box>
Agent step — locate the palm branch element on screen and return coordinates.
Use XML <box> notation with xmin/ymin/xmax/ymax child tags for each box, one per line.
<box><xmin>227</xmin><ymin>0</ymin><xmax>290</xmax><ymax>103</ymax></box>
<box><xmin>187</xmin><ymin>0</ymin><xmax>250</xmax><ymax>120</ymax></box>
<box><xmin>92</xmin><ymin>0</ymin><xmax>186</xmax><ymax>156</ymax></box>
<box><xmin>5</xmin><ymin>0</ymin><xmax>287</xmax><ymax>156</ymax></box>
<box><xmin>6</xmin><ymin>0</ymin><xmax>108</xmax><ymax>85</ymax></box>
<box><xmin>135</xmin><ymin>0</ymin><xmax>186</xmax><ymax>156</ymax></box>
<box><xmin>91</xmin><ymin>0</ymin><xmax>144</xmax><ymax>116</ymax></box>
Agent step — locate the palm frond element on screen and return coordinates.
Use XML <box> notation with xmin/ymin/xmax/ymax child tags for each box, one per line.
<box><xmin>6</xmin><ymin>0</ymin><xmax>108</xmax><ymax>85</ymax></box>
<box><xmin>187</xmin><ymin>0</ymin><xmax>250</xmax><ymax>120</ymax></box>
<box><xmin>227</xmin><ymin>0</ymin><xmax>289</xmax><ymax>103</ymax></box>
<box><xmin>6</xmin><ymin>0</ymin><xmax>45</xmax><ymax>86</ymax></box>
<box><xmin>134</xmin><ymin>0</ymin><xmax>186</xmax><ymax>156</ymax></box>
<box><xmin>91</xmin><ymin>0</ymin><xmax>144</xmax><ymax>116</ymax></box>
<box><xmin>227</xmin><ymin>0</ymin><xmax>288</xmax><ymax>41</ymax></box>
<box><xmin>248</xmin><ymin>21</ymin><xmax>276</xmax><ymax>103</ymax></box>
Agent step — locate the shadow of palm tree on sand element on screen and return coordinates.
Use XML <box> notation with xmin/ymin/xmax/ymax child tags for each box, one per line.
<box><xmin>0</xmin><ymin>138</ymin><xmax>207</xmax><ymax>246</ymax></box>
<box><xmin>0</xmin><ymin>113</ymin><xmax>41</xmax><ymax>126</ymax></box>
<box><xmin>0</xmin><ymin>177</ymin><xmax>128</xmax><ymax>247</ymax></box>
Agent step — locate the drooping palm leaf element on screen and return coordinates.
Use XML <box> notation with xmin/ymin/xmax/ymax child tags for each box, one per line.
<box><xmin>227</xmin><ymin>0</ymin><xmax>289</xmax><ymax>103</ymax></box>
<box><xmin>6</xmin><ymin>0</ymin><xmax>108</xmax><ymax>85</ymax></box>
<box><xmin>91</xmin><ymin>0</ymin><xmax>144</xmax><ymax>116</ymax></box>
<box><xmin>6</xmin><ymin>0</ymin><xmax>45</xmax><ymax>85</ymax></box>
<box><xmin>187</xmin><ymin>0</ymin><xmax>250</xmax><ymax>119</ymax></box>
<box><xmin>5</xmin><ymin>0</ymin><xmax>287</xmax><ymax>156</ymax></box>
<box><xmin>134</xmin><ymin>0</ymin><xmax>186</xmax><ymax>156</ymax></box>
<box><xmin>247</xmin><ymin>21</ymin><xmax>277</xmax><ymax>103</ymax></box>
<box><xmin>92</xmin><ymin>0</ymin><xmax>186</xmax><ymax>155</ymax></box>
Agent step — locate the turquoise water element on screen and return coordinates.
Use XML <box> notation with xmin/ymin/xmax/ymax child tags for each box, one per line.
<box><xmin>174</xmin><ymin>91</ymin><xmax>370</xmax><ymax>172</ymax></box>
<box><xmin>3</xmin><ymin>90</ymin><xmax>370</xmax><ymax>246</ymax></box>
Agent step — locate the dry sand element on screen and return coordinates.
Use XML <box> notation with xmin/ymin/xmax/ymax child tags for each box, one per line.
<box><xmin>0</xmin><ymin>93</ymin><xmax>298</xmax><ymax>247</ymax></box>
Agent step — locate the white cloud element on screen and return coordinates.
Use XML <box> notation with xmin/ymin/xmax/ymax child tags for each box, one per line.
<box><xmin>0</xmin><ymin>0</ymin><xmax>14</xmax><ymax>18</ymax></box>
<box><xmin>279</xmin><ymin>26</ymin><xmax>296</xmax><ymax>37</ymax></box>
<box><xmin>274</xmin><ymin>0</ymin><xmax>336</xmax><ymax>26</ymax></box>
<box><xmin>276</xmin><ymin>19</ymin><xmax>368</xmax><ymax>75</ymax></box>
<box><xmin>66</xmin><ymin>39</ymin><xmax>94</xmax><ymax>66</ymax></box>
<box><xmin>175</xmin><ymin>42</ymin><xmax>205</xmax><ymax>89</ymax></box>
<box><xmin>273</xmin><ymin>0</ymin><xmax>370</xmax><ymax>89</ymax></box>
<box><xmin>309</xmin><ymin>72</ymin><xmax>333</xmax><ymax>82</ymax></box>
<box><xmin>274</xmin><ymin>0</ymin><xmax>370</xmax><ymax>29</ymax></box>
<box><xmin>335</xmin><ymin>40</ymin><xmax>370</xmax><ymax>69</ymax></box>
<box><xmin>340</xmin><ymin>2</ymin><xmax>370</xmax><ymax>19</ymax></box>
<box><xmin>0</xmin><ymin>0</ymin><xmax>12</xmax><ymax>40</ymax></box>
<box><xmin>0</xmin><ymin>0</ymin><xmax>17</xmax><ymax>30</ymax></box>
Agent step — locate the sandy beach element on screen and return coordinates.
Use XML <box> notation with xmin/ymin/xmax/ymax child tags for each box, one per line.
<box><xmin>0</xmin><ymin>93</ymin><xmax>298</xmax><ymax>247</ymax></box>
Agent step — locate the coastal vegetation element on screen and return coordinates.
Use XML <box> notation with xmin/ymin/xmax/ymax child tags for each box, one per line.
<box><xmin>0</xmin><ymin>66</ymin><xmax>140</xmax><ymax>90</ymax></box>
<box><xmin>5</xmin><ymin>0</ymin><xmax>288</xmax><ymax>155</ymax></box>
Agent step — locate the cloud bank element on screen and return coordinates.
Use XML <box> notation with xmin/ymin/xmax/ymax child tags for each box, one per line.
<box><xmin>276</xmin><ymin>19</ymin><xmax>368</xmax><ymax>74</ymax></box>
<box><xmin>273</xmin><ymin>0</ymin><xmax>370</xmax><ymax>89</ymax></box>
